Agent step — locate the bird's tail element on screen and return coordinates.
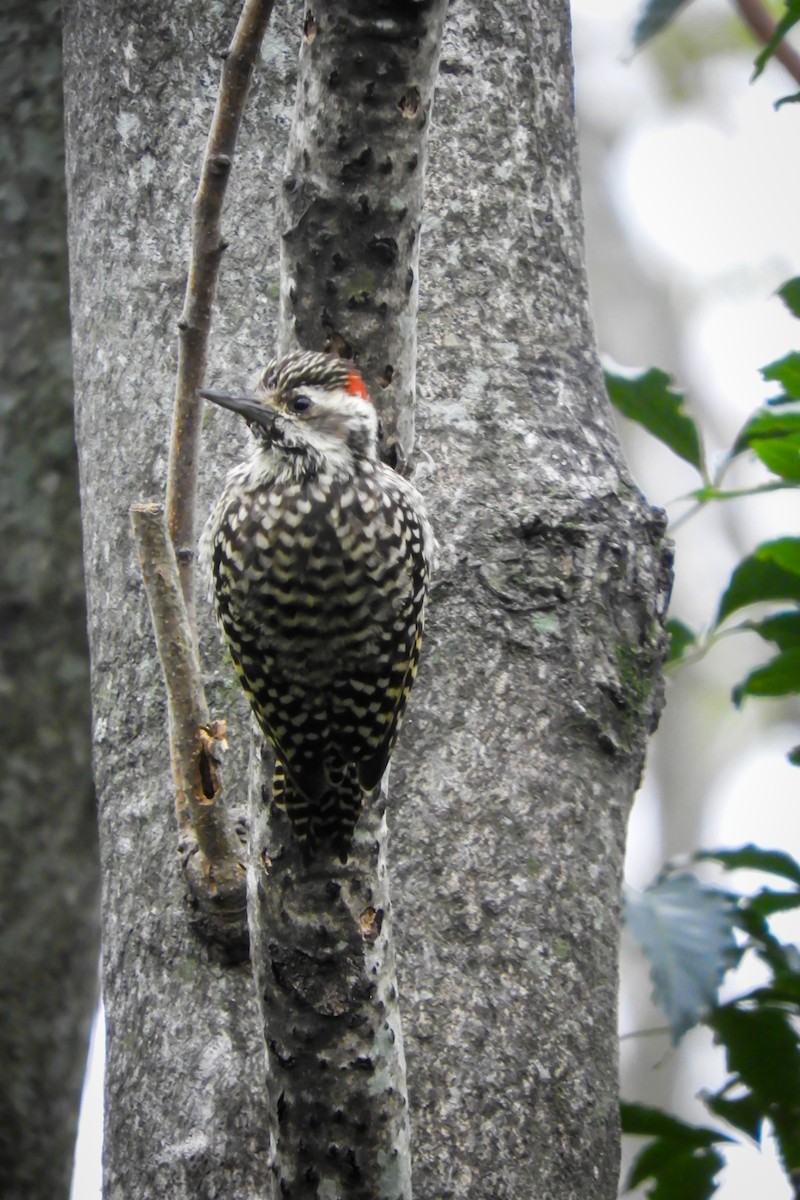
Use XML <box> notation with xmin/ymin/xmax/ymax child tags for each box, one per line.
<box><xmin>271</xmin><ymin>759</ymin><xmax>366</xmax><ymax>862</ymax></box>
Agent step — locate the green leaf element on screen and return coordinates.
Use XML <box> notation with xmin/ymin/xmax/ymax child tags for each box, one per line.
<box><xmin>751</xmin><ymin>611</ymin><xmax>800</xmax><ymax>651</ymax></box>
<box><xmin>709</xmin><ymin>1004</ymin><xmax>800</xmax><ymax>1171</ymax></box>
<box><xmin>631</xmin><ymin>0</ymin><xmax>697</xmax><ymax>49</ymax></box>
<box><xmin>605</xmin><ymin>367</ymin><xmax>704</xmax><ymax>473</ymax></box>
<box><xmin>624</xmin><ymin>876</ymin><xmax>738</xmax><ymax>1042</ymax></box>
<box><xmin>704</xmin><ymin>1089</ymin><xmax>763</xmax><ymax>1143</ymax></box>
<box><xmin>696</xmin><ymin>845</ymin><xmax>800</xmax><ymax>886</ymax></box>
<box><xmin>750</xmin><ymin>434</ymin><xmax>800</xmax><ymax>481</ymax></box>
<box><xmin>789</xmin><ymin>745</ymin><xmax>800</xmax><ymax>766</ymax></box>
<box><xmin>778</xmin><ymin>278</ymin><xmax>800</xmax><ymax>318</ymax></box>
<box><xmin>748</xmin><ymin>888</ymin><xmax>800</xmax><ymax>918</ymax></box>
<box><xmin>752</xmin><ymin>1</ymin><xmax>800</xmax><ymax>80</ymax></box>
<box><xmin>621</xmin><ymin>1102</ymin><xmax>735</xmax><ymax>1145</ymax></box>
<box><xmin>717</xmin><ymin>540</ymin><xmax>800</xmax><ymax>624</ymax></box>
<box><xmin>732</xmin><ymin>649</ymin><xmax>800</xmax><ymax>706</ymax></box>
<box><xmin>627</xmin><ymin>1143</ymin><xmax>725</xmax><ymax>1200</ymax></box>
<box><xmin>666</xmin><ymin>618</ymin><xmax>696</xmax><ymax>663</ymax></box>
<box><xmin>775</xmin><ymin>89</ymin><xmax>800</xmax><ymax>109</ymax></box>
<box><xmin>733</xmin><ymin>408</ymin><xmax>800</xmax><ymax>456</ymax></box>
<box><xmin>761</xmin><ymin>352</ymin><xmax>800</xmax><ymax>400</ymax></box>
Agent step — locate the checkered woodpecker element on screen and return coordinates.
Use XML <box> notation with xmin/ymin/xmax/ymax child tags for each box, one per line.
<box><xmin>200</xmin><ymin>350</ymin><xmax>433</xmax><ymax>860</ymax></box>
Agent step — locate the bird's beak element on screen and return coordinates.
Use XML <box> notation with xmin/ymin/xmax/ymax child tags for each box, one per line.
<box><xmin>200</xmin><ymin>389</ymin><xmax>275</xmax><ymax>432</ymax></box>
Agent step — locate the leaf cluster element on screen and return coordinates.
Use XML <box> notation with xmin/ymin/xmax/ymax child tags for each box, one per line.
<box><xmin>623</xmin><ymin>847</ymin><xmax>800</xmax><ymax>1198</ymax></box>
<box><xmin>605</xmin><ymin>276</ymin><xmax>800</xmax><ymax>765</ymax></box>
<box><xmin>631</xmin><ymin>0</ymin><xmax>800</xmax><ymax>108</ymax></box>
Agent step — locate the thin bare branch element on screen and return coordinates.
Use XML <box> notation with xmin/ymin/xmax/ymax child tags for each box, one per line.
<box><xmin>737</xmin><ymin>0</ymin><xmax>800</xmax><ymax>86</ymax></box>
<box><xmin>131</xmin><ymin>503</ymin><xmax>247</xmax><ymax>950</ymax></box>
<box><xmin>165</xmin><ymin>0</ymin><xmax>276</xmax><ymax>620</ymax></box>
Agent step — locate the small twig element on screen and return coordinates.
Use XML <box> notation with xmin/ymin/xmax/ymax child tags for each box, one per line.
<box><xmin>131</xmin><ymin>504</ymin><xmax>247</xmax><ymax>940</ymax></box>
<box><xmin>165</xmin><ymin>0</ymin><xmax>276</xmax><ymax>621</ymax></box>
<box><xmin>736</xmin><ymin>0</ymin><xmax>800</xmax><ymax>87</ymax></box>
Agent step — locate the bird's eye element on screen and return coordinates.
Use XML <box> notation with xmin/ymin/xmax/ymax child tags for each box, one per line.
<box><xmin>289</xmin><ymin>394</ymin><xmax>312</xmax><ymax>414</ymax></box>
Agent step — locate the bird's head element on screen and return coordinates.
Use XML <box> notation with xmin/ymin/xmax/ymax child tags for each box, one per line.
<box><xmin>201</xmin><ymin>350</ymin><xmax>379</xmax><ymax>466</ymax></box>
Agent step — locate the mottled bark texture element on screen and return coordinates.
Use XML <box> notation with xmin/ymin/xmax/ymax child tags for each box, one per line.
<box><xmin>279</xmin><ymin>2</ymin><xmax>446</xmax><ymax>464</ymax></box>
<box><xmin>0</xmin><ymin>5</ymin><xmax>99</xmax><ymax>1198</ymax></box>
<box><xmin>246</xmin><ymin>8</ymin><xmax>448</xmax><ymax>1198</ymax></box>
<box><xmin>61</xmin><ymin>2</ymin><xmax>301</xmax><ymax>1195</ymax></box>
<box><xmin>388</xmin><ymin>5</ymin><xmax>671</xmax><ymax>1198</ymax></box>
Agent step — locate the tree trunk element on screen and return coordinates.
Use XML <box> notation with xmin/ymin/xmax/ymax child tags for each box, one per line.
<box><xmin>0</xmin><ymin>5</ymin><xmax>99</xmax><ymax>1198</ymax></box>
<box><xmin>62</xmin><ymin>0</ymin><xmax>669</xmax><ymax>1197</ymax></box>
<box><xmin>389</xmin><ymin>5</ymin><xmax>670</xmax><ymax>1197</ymax></box>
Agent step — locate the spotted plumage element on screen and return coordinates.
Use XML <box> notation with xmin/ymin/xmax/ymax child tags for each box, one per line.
<box><xmin>200</xmin><ymin>350</ymin><xmax>433</xmax><ymax>860</ymax></box>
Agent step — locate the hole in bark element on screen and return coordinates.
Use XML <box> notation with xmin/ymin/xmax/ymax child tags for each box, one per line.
<box><xmin>406</xmin><ymin>152</ymin><xmax>418</xmax><ymax>172</ymax></box>
<box><xmin>367</xmin><ymin>235</ymin><xmax>398</xmax><ymax>264</ymax></box>
<box><xmin>341</xmin><ymin>147</ymin><xmax>373</xmax><ymax>181</ymax></box>
<box><xmin>303</xmin><ymin>11</ymin><xmax>317</xmax><ymax>41</ymax></box>
<box><xmin>383</xmin><ymin>442</ymin><xmax>399</xmax><ymax>470</ymax></box>
<box><xmin>277</xmin><ymin>1091</ymin><xmax>289</xmax><ymax>1124</ymax></box>
<box><xmin>405</xmin><ymin>268</ymin><xmax>414</xmax><ymax>293</ymax></box>
<box><xmin>379</xmin><ymin>155</ymin><xmax>393</xmax><ymax>174</ymax></box>
<box><xmin>283</xmin><ymin>175</ymin><xmax>296</xmax><ymax>192</ymax></box>
<box><xmin>398</xmin><ymin>85</ymin><xmax>420</xmax><ymax>117</ymax></box>
<box><xmin>325</xmin><ymin>878</ymin><xmax>341</xmax><ymax>898</ymax></box>
<box><xmin>325</xmin><ymin>330</ymin><xmax>354</xmax><ymax>359</ymax></box>
<box><xmin>379</xmin><ymin>364</ymin><xmax>394</xmax><ymax>388</ymax></box>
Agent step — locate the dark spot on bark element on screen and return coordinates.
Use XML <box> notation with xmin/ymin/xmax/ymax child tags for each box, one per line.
<box><xmin>325</xmin><ymin>878</ymin><xmax>341</xmax><ymax>898</ymax></box>
<box><xmin>379</xmin><ymin>156</ymin><xmax>393</xmax><ymax>175</ymax></box>
<box><xmin>277</xmin><ymin>1091</ymin><xmax>289</xmax><ymax>1124</ymax></box>
<box><xmin>268</xmin><ymin>1039</ymin><xmax>296</xmax><ymax>1069</ymax></box>
<box><xmin>406</xmin><ymin>268</ymin><xmax>414</xmax><ymax>293</ymax></box>
<box><xmin>317</xmin><ymin>1056</ymin><xmax>328</xmax><ymax>1070</ymax></box>
<box><xmin>356</xmin><ymin>194</ymin><xmax>371</xmax><ymax>218</ymax></box>
<box><xmin>398</xmin><ymin>85</ymin><xmax>420</xmax><ymax>117</ymax></box>
<box><xmin>351</xmin><ymin>877</ymin><xmax>362</xmax><ymax>892</ymax></box>
<box><xmin>364</xmin><ymin>80</ymin><xmax>376</xmax><ymax>102</ymax></box>
<box><xmin>289</xmin><ymin>285</ymin><xmax>297</xmax><ymax>304</ymax></box>
<box><xmin>329</xmin><ymin>68</ymin><xmax>340</xmax><ymax>88</ymax></box>
<box><xmin>327</xmin><ymin>1143</ymin><xmax>339</xmax><ymax>1159</ymax></box>
<box><xmin>324</xmin><ymin>278</ymin><xmax>337</xmax><ymax>295</ymax></box>
<box><xmin>331</xmin><ymin>252</ymin><xmax>348</xmax><ymax>272</ymax></box>
<box><xmin>347</xmin><ymin>291</ymin><xmax>371</xmax><ymax>309</ymax></box>
<box><xmin>341</xmin><ymin>147</ymin><xmax>372</xmax><ymax>181</ymax></box>
<box><xmin>302</xmin><ymin>149</ymin><xmax>310</xmax><ymax>170</ymax></box>
<box><xmin>336</xmin><ymin>131</ymin><xmax>349</xmax><ymax>152</ymax></box>
<box><xmin>283</xmin><ymin>175</ymin><xmax>296</xmax><ymax>193</ymax></box>
<box><xmin>325</xmin><ymin>330</ymin><xmax>355</xmax><ymax>359</ymax></box>
<box><xmin>379</xmin><ymin>364</ymin><xmax>394</xmax><ymax>388</ymax></box>
<box><xmin>406</xmin><ymin>152</ymin><xmax>418</xmax><ymax>172</ymax></box>
<box><xmin>304</xmin><ymin>1167</ymin><xmax>320</xmax><ymax>1185</ymax></box>
<box><xmin>367</xmin><ymin>235</ymin><xmax>398</xmax><ymax>264</ymax></box>
<box><xmin>377</xmin><ymin>301</ymin><xmax>388</xmax><ymax>319</ymax></box>
<box><xmin>383</xmin><ymin>442</ymin><xmax>399</xmax><ymax>470</ymax></box>
<box><xmin>345</xmin><ymin>1148</ymin><xmax>361</xmax><ymax>1179</ymax></box>
<box><xmin>303</xmin><ymin>10</ymin><xmax>317</xmax><ymax>41</ymax></box>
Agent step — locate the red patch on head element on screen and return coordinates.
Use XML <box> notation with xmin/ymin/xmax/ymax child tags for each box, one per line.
<box><xmin>346</xmin><ymin>370</ymin><xmax>371</xmax><ymax>403</ymax></box>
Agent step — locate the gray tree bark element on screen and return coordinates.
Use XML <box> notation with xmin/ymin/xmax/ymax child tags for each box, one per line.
<box><xmin>63</xmin><ymin>1</ymin><xmax>669</xmax><ymax>1198</ymax></box>
<box><xmin>0</xmin><ymin>5</ymin><xmax>99</xmax><ymax>1198</ymax></box>
<box><xmin>389</xmin><ymin>6</ymin><xmax>670</xmax><ymax>1196</ymax></box>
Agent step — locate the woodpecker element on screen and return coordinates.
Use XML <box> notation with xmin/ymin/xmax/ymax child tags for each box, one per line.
<box><xmin>200</xmin><ymin>350</ymin><xmax>433</xmax><ymax>860</ymax></box>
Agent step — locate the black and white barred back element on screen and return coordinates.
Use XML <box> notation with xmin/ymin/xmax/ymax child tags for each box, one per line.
<box><xmin>201</xmin><ymin>350</ymin><xmax>433</xmax><ymax>860</ymax></box>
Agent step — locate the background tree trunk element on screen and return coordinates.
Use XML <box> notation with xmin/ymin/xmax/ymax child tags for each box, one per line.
<box><xmin>62</xmin><ymin>0</ymin><xmax>669</xmax><ymax>1196</ymax></box>
<box><xmin>0</xmin><ymin>5</ymin><xmax>99</xmax><ymax>1197</ymax></box>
